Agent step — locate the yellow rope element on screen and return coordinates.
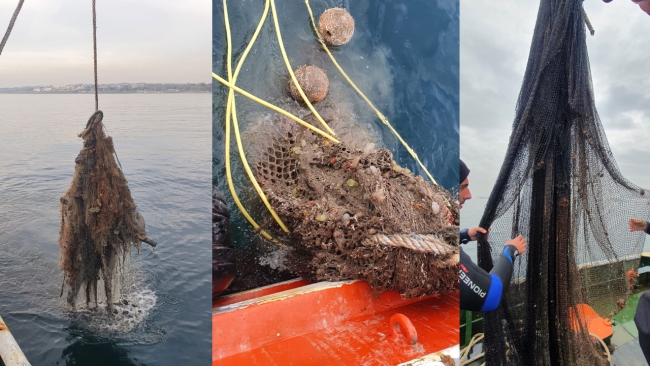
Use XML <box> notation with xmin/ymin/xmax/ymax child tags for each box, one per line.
<box><xmin>218</xmin><ymin>0</ymin><xmax>441</xmax><ymax>241</ymax></box>
<box><xmin>213</xmin><ymin>73</ymin><xmax>339</xmax><ymax>144</ymax></box>
<box><xmin>222</xmin><ymin>0</ymin><xmax>276</xmax><ymax>241</ymax></box>
<box><xmin>224</xmin><ymin>0</ymin><xmax>290</xmax><ymax>233</ymax></box>
<box><xmin>269</xmin><ymin>0</ymin><xmax>335</xmax><ymax>137</ymax></box>
<box><xmin>303</xmin><ymin>0</ymin><xmax>438</xmax><ymax>186</ymax></box>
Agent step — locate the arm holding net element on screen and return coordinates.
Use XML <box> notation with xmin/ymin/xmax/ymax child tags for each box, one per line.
<box><xmin>460</xmin><ymin>246</ymin><xmax>518</xmax><ymax>312</ymax></box>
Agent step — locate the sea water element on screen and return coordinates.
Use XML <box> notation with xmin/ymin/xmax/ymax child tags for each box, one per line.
<box><xmin>0</xmin><ymin>93</ymin><xmax>211</xmax><ymax>365</ymax></box>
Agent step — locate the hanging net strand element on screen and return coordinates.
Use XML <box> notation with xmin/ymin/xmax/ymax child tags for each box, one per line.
<box><xmin>0</xmin><ymin>0</ymin><xmax>25</xmax><ymax>56</ymax></box>
<box><xmin>477</xmin><ymin>0</ymin><xmax>650</xmax><ymax>364</ymax></box>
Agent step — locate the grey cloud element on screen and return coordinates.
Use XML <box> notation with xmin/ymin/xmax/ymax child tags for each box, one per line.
<box><xmin>462</xmin><ymin>1</ymin><xmax>650</xmax><ymax>196</ymax></box>
<box><xmin>0</xmin><ymin>0</ymin><xmax>209</xmax><ymax>87</ymax></box>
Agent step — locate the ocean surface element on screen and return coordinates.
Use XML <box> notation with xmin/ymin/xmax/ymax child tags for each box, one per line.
<box><xmin>212</xmin><ymin>0</ymin><xmax>459</xmax><ymax>268</ymax></box>
<box><xmin>0</xmin><ymin>94</ymin><xmax>211</xmax><ymax>366</ymax></box>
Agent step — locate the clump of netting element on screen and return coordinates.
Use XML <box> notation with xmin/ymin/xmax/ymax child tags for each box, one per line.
<box><xmin>477</xmin><ymin>0</ymin><xmax>650</xmax><ymax>365</ymax></box>
<box><xmin>59</xmin><ymin>111</ymin><xmax>154</xmax><ymax>312</ymax></box>
<box><xmin>255</xmin><ymin>127</ymin><xmax>459</xmax><ymax>298</ymax></box>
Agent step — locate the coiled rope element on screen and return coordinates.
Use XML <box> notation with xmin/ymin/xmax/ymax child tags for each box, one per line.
<box><xmin>460</xmin><ymin>332</ymin><xmax>485</xmax><ymax>366</ymax></box>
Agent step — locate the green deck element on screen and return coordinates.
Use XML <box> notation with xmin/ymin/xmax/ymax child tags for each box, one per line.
<box><xmin>462</xmin><ymin>254</ymin><xmax>650</xmax><ymax>365</ymax></box>
<box><xmin>610</xmin><ymin>279</ymin><xmax>650</xmax><ymax>365</ymax></box>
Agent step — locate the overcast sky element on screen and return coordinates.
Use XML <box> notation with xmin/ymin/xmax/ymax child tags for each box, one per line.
<box><xmin>0</xmin><ymin>0</ymin><xmax>210</xmax><ymax>87</ymax></box>
<box><xmin>460</xmin><ymin>1</ymin><xmax>650</xmax><ymax>198</ymax></box>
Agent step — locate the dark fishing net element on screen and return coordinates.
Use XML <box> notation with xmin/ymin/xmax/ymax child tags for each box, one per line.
<box><xmin>477</xmin><ymin>1</ymin><xmax>650</xmax><ymax>365</ymax></box>
<box><xmin>59</xmin><ymin>111</ymin><xmax>155</xmax><ymax>312</ymax></box>
<box><xmin>256</xmin><ymin>127</ymin><xmax>459</xmax><ymax>297</ymax></box>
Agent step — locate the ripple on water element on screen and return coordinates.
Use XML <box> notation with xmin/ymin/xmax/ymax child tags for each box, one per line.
<box><xmin>0</xmin><ymin>93</ymin><xmax>212</xmax><ymax>365</ymax></box>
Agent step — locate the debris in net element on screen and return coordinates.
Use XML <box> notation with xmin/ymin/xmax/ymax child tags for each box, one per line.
<box><xmin>59</xmin><ymin>110</ymin><xmax>156</xmax><ymax>312</ymax></box>
<box><xmin>288</xmin><ymin>65</ymin><xmax>329</xmax><ymax>103</ymax></box>
<box><xmin>476</xmin><ymin>0</ymin><xmax>650</xmax><ymax>365</ymax></box>
<box><xmin>318</xmin><ymin>8</ymin><xmax>355</xmax><ymax>46</ymax></box>
<box><xmin>255</xmin><ymin>128</ymin><xmax>459</xmax><ymax>298</ymax></box>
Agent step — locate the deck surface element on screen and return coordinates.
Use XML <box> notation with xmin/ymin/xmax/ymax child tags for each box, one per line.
<box><xmin>213</xmin><ymin>281</ymin><xmax>459</xmax><ymax>366</ymax></box>
<box><xmin>611</xmin><ymin>287</ymin><xmax>650</xmax><ymax>365</ymax></box>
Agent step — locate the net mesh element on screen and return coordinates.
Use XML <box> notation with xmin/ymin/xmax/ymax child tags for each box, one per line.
<box><xmin>256</xmin><ymin>127</ymin><xmax>459</xmax><ymax>297</ymax></box>
<box><xmin>478</xmin><ymin>1</ymin><xmax>650</xmax><ymax>364</ymax></box>
<box><xmin>59</xmin><ymin>111</ymin><xmax>149</xmax><ymax>312</ymax></box>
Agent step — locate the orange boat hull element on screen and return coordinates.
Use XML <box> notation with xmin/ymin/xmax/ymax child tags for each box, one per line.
<box><xmin>213</xmin><ymin>280</ymin><xmax>459</xmax><ymax>365</ymax></box>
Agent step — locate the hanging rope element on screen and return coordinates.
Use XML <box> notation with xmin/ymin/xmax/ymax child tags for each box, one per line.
<box><xmin>0</xmin><ymin>0</ymin><xmax>24</xmax><ymax>56</ymax></box>
<box><xmin>92</xmin><ymin>0</ymin><xmax>99</xmax><ymax>110</ymax></box>
<box><xmin>89</xmin><ymin>0</ymin><xmax>125</xmax><ymax>174</ymax></box>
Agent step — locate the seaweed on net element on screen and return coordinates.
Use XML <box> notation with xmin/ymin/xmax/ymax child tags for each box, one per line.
<box><xmin>477</xmin><ymin>1</ymin><xmax>650</xmax><ymax>364</ymax></box>
<box><xmin>255</xmin><ymin>127</ymin><xmax>460</xmax><ymax>298</ymax></box>
<box><xmin>59</xmin><ymin>111</ymin><xmax>155</xmax><ymax>312</ymax></box>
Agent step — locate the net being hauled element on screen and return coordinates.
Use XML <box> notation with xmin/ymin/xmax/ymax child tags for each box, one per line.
<box><xmin>59</xmin><ymin>111</ymin><xmax>155</xmax><ymax>312</ymax></box>
<box><xmin>478</xmin><ymin>0</ymin><xmax>650</xmax><ymax>364</ymax></box>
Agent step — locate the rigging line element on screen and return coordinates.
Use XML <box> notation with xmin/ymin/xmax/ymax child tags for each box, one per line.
<box><xmin>303</xmin><ymin>0</ymin><xmax>438</xmax><ymax>186</ymax></box>
<box><xmin>221</xmin><ymin>0</ymin><xmax>277</xmax><ymax>242</ymax></box>
<box><xmin>0</xmin><ymin>0</ymin><xmax>25</xmax><ymax>56</ymax></box>
<box><xmin>89</xmin><ymin>1</ymin><xmax>124</xmax><ymax>178</ymax></box>
<box><xmin>92</xmin><ymin>0</ymin><xmax>99</xmax><ymax>111</ymax></box>
<box><xmin>223</xmin><ymin>0</ymin><xmax>290</xmax><ymax>233</ymax></box>
<box><xmin>213</xmin><ymin>73</ymin><xmax>339</xmax><ymax>143</ymax></box>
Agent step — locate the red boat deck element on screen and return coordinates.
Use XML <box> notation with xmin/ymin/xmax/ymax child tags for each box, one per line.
<box><xmin>213</xmin><ymin>279</ymin><xmax>459</xmax><ymax>365</ymax></box>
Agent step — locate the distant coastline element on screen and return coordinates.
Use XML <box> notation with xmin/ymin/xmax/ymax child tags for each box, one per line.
<box><xmin>0</xmin><ymin>83</ymin><xmax>211</xmax><ymax>94</ymax></box>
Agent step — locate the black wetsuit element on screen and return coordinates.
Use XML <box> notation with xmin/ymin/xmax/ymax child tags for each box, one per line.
<box><xmin>635</xmin><ymin>221</ymin><xmax>650</xmax><ymax>363</ymax></box>
<box><xmin>459</xmin><ymin>229</ymin><xmax>519</xmax><ymax>312</ymax></box>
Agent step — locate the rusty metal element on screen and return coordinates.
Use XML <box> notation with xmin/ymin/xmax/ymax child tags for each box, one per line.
<box><xmin>0</xmin><ymin>316</ymin><xmax>31</xmax><ymax>366</ymax></box>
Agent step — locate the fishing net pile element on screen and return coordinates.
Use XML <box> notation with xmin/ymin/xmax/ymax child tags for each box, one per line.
<box><xmin>59</xmin><ymin>111</ymin><xmax>155</xmax><ymax>312</ymax></box>
<box><xmin>477</xmin><ymin>0</ymin><xmax>650</xmax><ymax>364</ymax></box>
<box><xmin>256</xmin><ymin>127</ymin><xmax>459</xmax><ymax>297</ymax></box>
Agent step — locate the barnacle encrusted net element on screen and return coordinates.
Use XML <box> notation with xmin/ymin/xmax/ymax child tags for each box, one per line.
<box><xmin>59</xmin><ymin>111</ymin><xmax>153</xmax><ymax>312</ymax></box>
<box><xmin>256</xmin><ymin>127</ymin><xmax>459</xmax><ymax>297</ymax></box>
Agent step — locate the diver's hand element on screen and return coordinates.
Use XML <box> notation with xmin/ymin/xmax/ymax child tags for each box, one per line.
<box><xmin>629</xmin><ymin>218</ymin><xmax>648</xmax><ymax>233</ymax></box>
<box><xmin>468</xmin><ymin>227</ymin><xmax>490</xmax><ymax>241</ymax></box>
<box><xmin>505</xmin><ymin>234</ymin><xmax>527</xmax><ymax>255</ymax></box>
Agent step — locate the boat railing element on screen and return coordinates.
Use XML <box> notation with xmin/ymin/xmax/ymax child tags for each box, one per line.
<box><xmin>0</xmin><ymin>316</ymin><xmax>30</xmax><ymax>366</ymax></box>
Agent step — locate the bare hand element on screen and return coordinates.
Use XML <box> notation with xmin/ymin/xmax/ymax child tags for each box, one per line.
<box><xmin>505</xmin><ymin>234</ymin><xmax>527</xmax><ymax>255</ymax></box>
<box><xmin>629</xmin><ymin>218</ymin><xmax>648</xmax><ymax>233</ymax></box>
<box><xmin>468</xmin><ymin>227</ymin><xmax>490</xmax><ymax>241</ymax></box>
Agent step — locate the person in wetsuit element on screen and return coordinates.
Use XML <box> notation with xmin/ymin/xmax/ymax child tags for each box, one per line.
<box><xmin>630</xmin><ymin>217</ymin><xmax>650</xmax><ymax>363</ymax></box>
<box><xmin>459</xmin><ymin>159</ymin><xmax>527</xmax><ymax>311</ymax></box>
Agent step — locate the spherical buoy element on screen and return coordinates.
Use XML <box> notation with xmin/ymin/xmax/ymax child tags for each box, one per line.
<box><xmin>288</xmin><ymin>65</ymin><xmax>329</xmax><ymax>103</ymax></box>
<box><xmin>318</xmin><ymin>8</ymin><xmax>355</xmax><ymax>46</ymax></box>
<box><xmin>640</xmin><ymin>1</ymin><xmax>650</xmax><ymax>14</ymax></box>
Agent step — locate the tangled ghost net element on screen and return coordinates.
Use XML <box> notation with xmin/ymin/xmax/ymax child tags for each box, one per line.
<box><xmin>477</xmin><ymin>0</ymin><xmax>650</xmax><ymax>365</ymax></box>
<box><xmin>59</xmin><ymin>111</ymin><xmax>156</xmax><ymax>312</ymax></box>
<box><xmin>216</xmin><ymin>0</ymin><xmax>460</xmax><ymax>298</ymax></box>
<box><xmin>255</xmin><ymin>126</ymin><xmax>460</xmax><ymax>297</ymax></box>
